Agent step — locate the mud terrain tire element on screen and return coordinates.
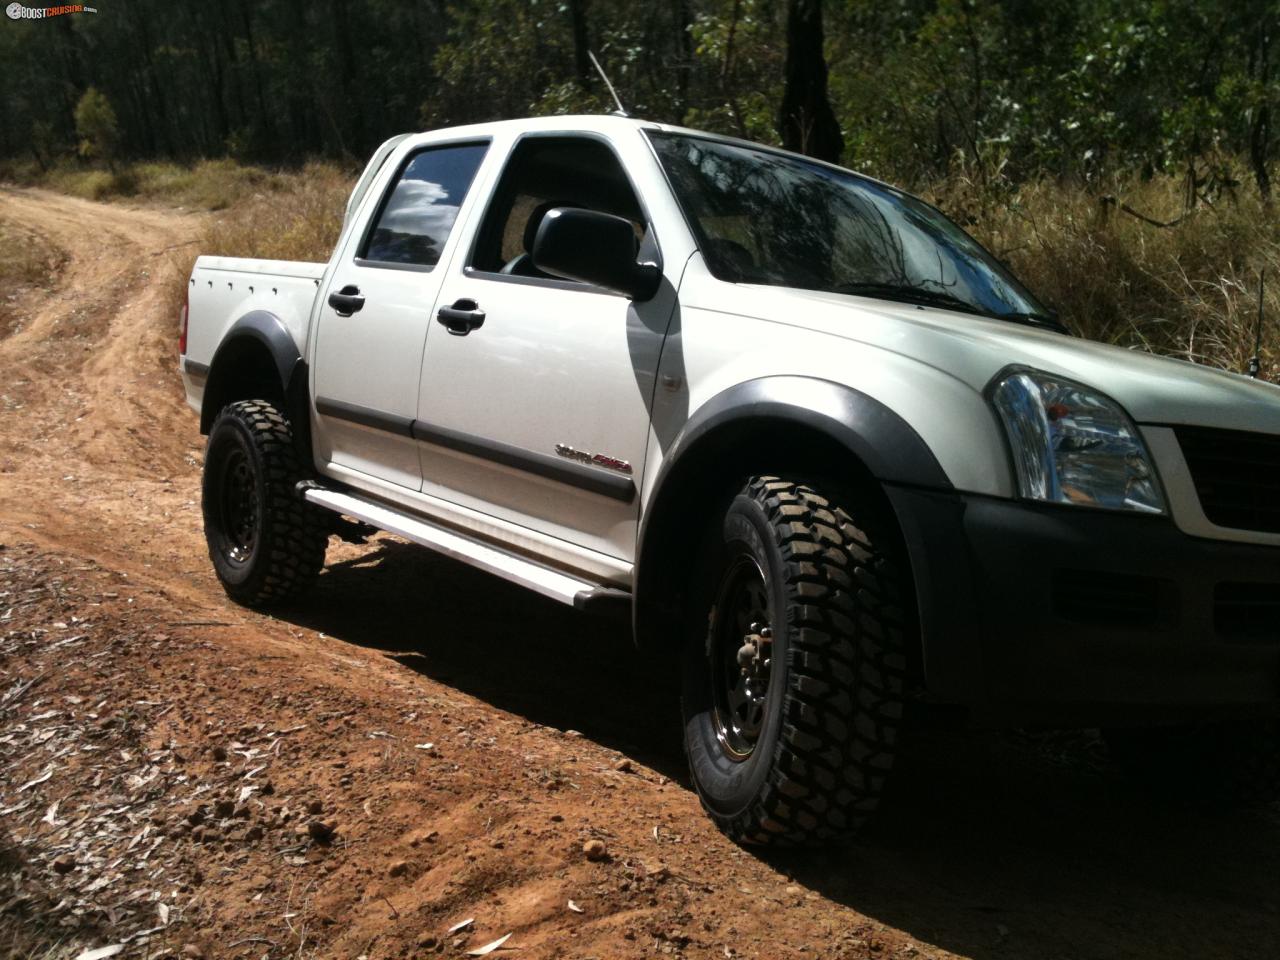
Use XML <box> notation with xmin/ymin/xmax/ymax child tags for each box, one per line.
<box><xmin>681</xmin><ymin>475</ymin><xmax>911</xmax><ymax>846</ymax></box>
<box><xmin>202</xmin><ymin>399</ymin><xmax>327</xmax><ymax>607</ymax></box>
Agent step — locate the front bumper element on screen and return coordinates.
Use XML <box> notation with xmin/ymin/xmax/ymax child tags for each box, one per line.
<box><xmin>887</xmin><ymin>486</ymin><xmax>1280</xmax><ymax>726</ymax></box>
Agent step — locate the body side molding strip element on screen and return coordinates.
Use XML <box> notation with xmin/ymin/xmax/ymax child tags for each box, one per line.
<box><xmin>315</xmin><ymin>396</ymin><xmax>414</xmax><ymax>437</ymax></box>
<box><xmin>314</xmin><ymin>398</ymin><xmax>635</xmax><ymax>502</ymax></box>
<box><xmin>412</xmin><ymin>420</ymin><xmax>636</xmax><ymax>502</ymax></box>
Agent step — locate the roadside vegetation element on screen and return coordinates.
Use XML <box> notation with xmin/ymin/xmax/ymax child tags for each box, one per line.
<box><xmin>931</xmin><ymin>162</ymin><xmax>1279</xmax><ymax>375</ymax></box>
<box><xmin>0</xmin><ymin>156</ymin><xmax>302</xmax><ymax>210</ymax></box>
<box><xmin>1</xmin><ymin>0</ymin><xmax>1275</xmax><ymax>375</ymax></box>
<box><xmin>5</xmin><ymin>151</ymin><xmax>1275</xmax><ymax>378</ymax></box>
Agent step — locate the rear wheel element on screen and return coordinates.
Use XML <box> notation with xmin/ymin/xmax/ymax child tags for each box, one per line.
<box><xmin>1105</xmin><ymin>721</ymin><xmax>1280</xmax><ymax>804</ymax></box>
<box><xmin>681</xmin><ymin>476</ymin><xmax>912</xmax><ymax>845</ymax></box>
<box><xmin>202</xmin><ymin>399</ymin><xmax>327</xmax><ymax>607</ymax></box>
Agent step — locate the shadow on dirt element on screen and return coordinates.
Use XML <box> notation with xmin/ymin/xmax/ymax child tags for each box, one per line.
<box><xmin>774</xmin><ymin>725</ymin><xmax>1280</xmax><ymax>958</ymax></box>
<box><xmin>280</xmin><ymin>537</ymin><xmax>687</xmax><ymax>780</ymax></box>
<box><xmin>282</xmin><ymin>536</ymin><xmax>1280</xmax><ymax>960</ymax></box>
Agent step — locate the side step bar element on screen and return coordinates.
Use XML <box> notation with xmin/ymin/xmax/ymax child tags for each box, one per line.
<box><xmin>302</xmin><ymin>485</ymin><xmax>630</xmax><ymax>612</ymax></box>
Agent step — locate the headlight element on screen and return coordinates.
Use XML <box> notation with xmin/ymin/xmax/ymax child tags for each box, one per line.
<box><xmin>989</xmin><ymin>367</ymin><xmax>1165</xmax><ymax>514</ymax></box>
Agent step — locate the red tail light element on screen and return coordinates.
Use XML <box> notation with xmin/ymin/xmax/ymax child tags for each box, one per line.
<box><xmin>179</xmin><ymin>285</ymin><xmax>189</xmax><ymax>356</ymax></box>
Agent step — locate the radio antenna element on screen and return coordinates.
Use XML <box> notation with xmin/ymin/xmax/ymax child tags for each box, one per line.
<box><xmin>588</xmin><ymin>51</ymin><xmax>629</xmax><ymax>117</ymax></box>
<box><xmin>1249</xmin><ymin>268</ymin><xmax>1265</xmax><ymax>379</ymax></box>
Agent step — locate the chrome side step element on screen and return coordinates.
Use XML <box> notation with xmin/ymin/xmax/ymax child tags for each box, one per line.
<box><xmin>303</xmin><ymin>486</ymin><xmax>629</xmax><ymax>610</ymax></box>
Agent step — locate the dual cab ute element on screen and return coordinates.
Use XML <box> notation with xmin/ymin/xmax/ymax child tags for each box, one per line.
<box><xmin>181</xmin><ymin>116</ymin><xmax>1280</xmax><ymax>845</ymax></box>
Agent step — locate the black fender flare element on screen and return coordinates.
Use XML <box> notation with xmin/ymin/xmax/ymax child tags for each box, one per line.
<box><xmin>633</xmin><ymin>375</ymin><xmax>953</xmax><ymax>651</ymax></box>
<box><xmin>200</xmin><ymin>311</ymin><xmax>304</xmax><ymax>434</ymax></box>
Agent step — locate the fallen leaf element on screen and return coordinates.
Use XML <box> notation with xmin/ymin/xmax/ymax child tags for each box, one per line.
<box><xmin>567</xmin><ymin>899</ymin><xmax>584</xmax><ymax>913</ymax></box>
<box><xmin>158</xmin><ymin>902</ymin><xmax>170</xmax><ymax>926</ymax></box>
<box><xmin>414</xmin><ymin>742</ymin><xmax>435</xmax><ymax>751</ymax></box>
<box><xmin>467</xmin><ymin>933</ymin><xmax>512</xmax><ymax>956</ymax></box>
<box><xmin>75</xmin><ymin>946</ymin><xmax>125</xmax><ymax>960</ymax></box>
<box><xmin>447</xmin><ymin>918</ymin><xmax>475</xmax><ymax>934</ymax></box>
<box><xmin>18</xmin><ymin>768</ymin><xmax>52</xmax><ymax>792</ymax></box>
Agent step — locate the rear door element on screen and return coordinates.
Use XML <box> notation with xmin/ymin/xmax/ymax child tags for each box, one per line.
<box><xmin>310</xmin><ymin>140</ymin><xmax>489</xmax><ymax>489</ymax></box>
<box><xmin>415</xmin><ymin>133</ymin><xmax>678</xmax><ymax>561</ymax></box>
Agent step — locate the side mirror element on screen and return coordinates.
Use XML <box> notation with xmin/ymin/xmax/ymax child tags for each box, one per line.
<box><xmin>531</xmin><ymin>208</ymin><xmax>661</xmax><ymax>301</ymax></box>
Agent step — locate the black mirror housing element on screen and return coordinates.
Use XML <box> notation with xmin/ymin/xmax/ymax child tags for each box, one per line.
<box><xmin>531</xmin><ymin>208</ymin><xmax>661</xmax><ymax>301</ymax></box>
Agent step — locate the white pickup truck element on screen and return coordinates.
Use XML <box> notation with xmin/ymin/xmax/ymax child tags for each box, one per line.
<box><xmin>181</xmin><ymin>115</ymin><xmax>1280</xmax><ymax>845</ymax></box>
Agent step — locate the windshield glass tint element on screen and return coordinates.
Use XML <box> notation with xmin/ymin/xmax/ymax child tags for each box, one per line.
<box><xmin>648</xmin><ymin>133</ymin><xmax>1048</xmax><ymax>322</ymax></box>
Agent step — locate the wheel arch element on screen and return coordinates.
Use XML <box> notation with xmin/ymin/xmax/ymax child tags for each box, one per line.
<box><xmin>200</xmin><ymin>311</ymin><xmax>313</xmax><ymax>460</ymax></box>
<box><xmin>634</xmin><ymin>377</ymin><xmax>953</xmax><ymax>669</ymax></box>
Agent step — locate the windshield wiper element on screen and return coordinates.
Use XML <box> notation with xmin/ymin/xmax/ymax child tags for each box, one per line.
<box><xmin>835</xmin><ymin>282</ymin><xmax>1067</xmax><ymax>332</ymax></box>
<box><xmin>833</xmin><ymin>281</ymin><xmax>988</xmax><ymax>317</ymax></box>
<box><xmin>999</xmin><ymin>310</ymin><xmax>1069</xmax><ymax>333</ymax></box>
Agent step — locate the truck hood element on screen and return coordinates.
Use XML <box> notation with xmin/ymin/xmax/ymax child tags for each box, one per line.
<box><xmin>756</xmin><ymin>286</ymin><xmax>1280</xmax><ymax>433</ymax></box>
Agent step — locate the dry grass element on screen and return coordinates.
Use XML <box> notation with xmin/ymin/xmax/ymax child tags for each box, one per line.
<box><xmin>0</xmin><ymin>216</ymin><xmax>64</xmax><ymax>289</ymax></box>
<box><xmin>928</xmin><ymin>166</ymin><xmax>1278</xmax><ymax>376</ymax></box>
<box><xmin>196</xmin><ymin>162</ymin><xmax>352</xmax><ymax>262</ymax></box>
<box><xmin>4</xmin><ymin>159</ymin><xmax>293</xmax><ymax>210</ymax></box>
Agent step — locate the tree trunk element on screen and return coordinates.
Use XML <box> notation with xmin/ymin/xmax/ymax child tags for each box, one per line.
<box><xmin>673</xmin><ymin>0</ymin><xmax>693</xmax><ymax>124</ymax></box>
<box><xmin>1250</xmin><ymin>21</ymin><xmax>1273</xmax><ymax>201</ymax></box>
<box><xmin>569</xmin><ymin>0</ymin><xmax>592</xmax><ymax>91</ymax></box>
<box><xmin>778</xmin><ymin>0</ymin><xmax>843</xmax><ymax>163</ymax></box>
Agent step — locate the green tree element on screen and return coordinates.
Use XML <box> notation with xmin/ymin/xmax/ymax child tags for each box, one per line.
<box><xmin>74</xmin><ymin>87</ymin><xmax>119</xmax><ymax>168</ymax></box>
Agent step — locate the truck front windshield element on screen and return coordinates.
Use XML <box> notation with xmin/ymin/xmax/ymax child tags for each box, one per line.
<box><xmin>648</xmin><ymin>132</ymin><xmax>1055</xmax><ymax>328</ymax></box>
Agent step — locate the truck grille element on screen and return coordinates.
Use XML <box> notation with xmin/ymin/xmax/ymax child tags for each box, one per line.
<box><xmin>1215</xmin><ymin>582</ymin><xmax>1280</xmax><ymax>642</ymax></box>
<box><xmin>1175</xmin><ymin>426</ymin><xmax>1280</xmax><ymax>534</ymax></box>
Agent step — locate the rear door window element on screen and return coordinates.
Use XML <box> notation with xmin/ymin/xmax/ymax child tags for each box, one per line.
<box><xmin>359</xmin><ymin>143</ymin><xmax>489</xmax><ymax>268</ymax></box>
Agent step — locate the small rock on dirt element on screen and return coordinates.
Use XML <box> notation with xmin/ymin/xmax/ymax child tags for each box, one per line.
<box><xmin>52</xmin><ymin>855</ymin><xmax>75</xmax><ymax>874</ymax></box>
<box><xmin>307</xmin><ymin>820</ymin><xmax>336</xmax><ymax>841</ymax></box>
<box><xmin>306</xmin><ymin>799</ymin><xmax>324</xmax><ymax>815</ymax></box>
<box><xmin>614</xmin><ymin>758</ymin><xmax>633</xmax><ymax>773</ymax></box>
<box><xmin>583</xmin><ymin>839</ymin><xmax>608</xmax><ymax>862</ymax></box>
<box><xmin>213</xmin><ymin>799</ymin><xmax>235</xmax><ymax>819</ymax></box>
<box><xmin>210</xmin><ymin>745</ymin><xmax>227</xmax><ymax>762</ymax></box>
<box><xmin>388</xmin><ymin>860</ymin><xmax>411</xmax><ymax>877</ymax></box>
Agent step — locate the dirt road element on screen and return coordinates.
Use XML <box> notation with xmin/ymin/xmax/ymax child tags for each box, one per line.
<box><xmin>2</xmin><ymin>187</ymin><xmax>1278</xmax><ymax>960</ymax></box>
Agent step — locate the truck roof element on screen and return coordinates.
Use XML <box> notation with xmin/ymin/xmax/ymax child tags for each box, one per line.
<box><xmin>401</xmin><ymin>114</ymin><xmax>896</xmax><ymax>193</ymax></box>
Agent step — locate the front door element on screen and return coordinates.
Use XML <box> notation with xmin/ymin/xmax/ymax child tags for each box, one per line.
<box><xmin>416</xmin><ymin>134</ymin><xmax>677</xmax><ymax>561</ymax></box>
<box><xmin>311</xmin><ymin>140</ymin><xmax>490</xmax><ymax>489</ymax></box>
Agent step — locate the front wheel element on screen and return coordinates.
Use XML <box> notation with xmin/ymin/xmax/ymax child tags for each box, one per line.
<box><xmin>202</xmin><ymin>399</ymin><xmax>327</xmax><ymax>607</ymax></box>
<box><xmin>681</xmin><ymin>476</ymin><xmax>912</xmax><ymax>846</ymax></box>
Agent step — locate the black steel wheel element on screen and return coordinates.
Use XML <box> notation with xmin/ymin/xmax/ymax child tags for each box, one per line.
<box><xmin>212</xmin><ymin>445</ymin><xmax>259</xmax><ymax>565</ymax></box>
<box><xmin>202</xmin><ymin>399</ymin><xmax>327</xmax><ymax>606</ymax></box>
<box><xmin>708</xmin><ymin>555</ymin><xmax>775</xmax><ymax>762</ymax></box>
<box><xmin>681</xmin><ymin>475</ymin><xmax>912</xmax><ymax>846</ymax></box>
